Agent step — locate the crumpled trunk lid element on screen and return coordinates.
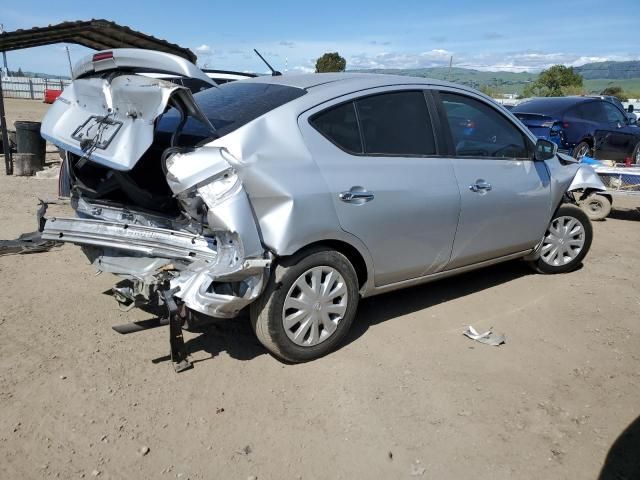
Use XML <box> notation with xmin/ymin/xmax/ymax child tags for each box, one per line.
<box><xmin>41</xmin><ymin>70</ymin><xmax>213</xmax><ymax>171</ymax></box>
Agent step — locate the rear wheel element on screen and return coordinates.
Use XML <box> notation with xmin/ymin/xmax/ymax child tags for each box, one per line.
<box><xmin>250</xmin><ymin>247</ymin><xmax>359</xmax><ymax>363</ymax></box>
<box><xmin>573</xmin><ymin>141</ymin><xmax>592</xmax><ymax>161</ymax></box>
<box><xmin>528</xmin><ymin>204</ymin><xmax>593</xmax><ymax>274</ymax></box>
<box><xmin>579</xmin><ymin>193</ymin><xmax>612</xmax><ymax>221</ymax></box>
<box><xmin>632</xmin><ymin>142</ymin><xmax>640</xmax><ymax>165</ymax></box>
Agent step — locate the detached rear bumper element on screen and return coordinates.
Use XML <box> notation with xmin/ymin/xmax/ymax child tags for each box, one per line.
<box><xmin>42</xmin><ymin>214</ymin><xmax>270</xmax><ymax>318</ymax></box>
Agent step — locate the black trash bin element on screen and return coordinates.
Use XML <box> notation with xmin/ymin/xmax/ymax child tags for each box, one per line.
<box><xmin>14</xmin><ymin>121</ymin><xmax>45</xmax><ymax>169</ymax></box>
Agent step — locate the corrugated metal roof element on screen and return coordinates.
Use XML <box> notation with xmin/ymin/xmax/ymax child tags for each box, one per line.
<box><xmin>0</xmin><ymin>19</ymin><xmax>196</xmax><ymax>62</ymax></box>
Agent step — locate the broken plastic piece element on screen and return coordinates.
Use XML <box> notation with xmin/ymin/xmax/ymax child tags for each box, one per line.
<box><xmin>463</xmin><ymin>325</ymin><xmax>505</xmax><ymax>346</ymax></box>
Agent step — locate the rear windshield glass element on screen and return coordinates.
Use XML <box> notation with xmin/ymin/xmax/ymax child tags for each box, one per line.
<box><xmin>156</xmin><ymin>81</ymin><xmax>306</xmax><ymax>143</ymax></box>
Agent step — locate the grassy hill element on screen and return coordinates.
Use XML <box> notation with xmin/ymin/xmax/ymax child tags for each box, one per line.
<box><xmin>350</xmin><ymin>60</ymin><xmax>640</xmax><ymax>97</ymax></box>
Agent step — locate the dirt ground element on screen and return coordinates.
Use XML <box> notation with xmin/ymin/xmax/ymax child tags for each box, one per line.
<box><xmin>1</xmin><ymin>99</ymin><xmax>639</xmax><ymax>480</ymax></box>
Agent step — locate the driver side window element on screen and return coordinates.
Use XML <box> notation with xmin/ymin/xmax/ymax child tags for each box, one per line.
<box><xmin>602</xmin><ymin>102</ymin><xmax>626</xmax><ymax>124</ymax></box>
<box><xmin>440</xmin><ymin>92</ymin><xmax>530</xmax><ymax>158</ymax></box>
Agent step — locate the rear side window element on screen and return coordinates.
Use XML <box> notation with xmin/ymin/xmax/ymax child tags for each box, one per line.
<box><xmin>157</xmin><ymin>82</ymin><xmax>306</xmax><ymax>141</ymax></box>
<box><xmin>440</xmin><ymin>92</ymin><xmax>529</xmax><ymax>158</ymax></box>
<box><xmin>356</xmin><ymin>91</ymin><xmax>436</xmax><ymax>155</ymax></box>
<box><xmin>577</xmin><ymin>102</ymin><xmax>606</xmax><ymax>122</ymax></box>
<box><xmin>311</xmin><ymin>102</ymin><xmax>362</xmax><ymax>154</ymax></box>
<box><xmin>310</xmin><ymin>91</ymin><xmax>436</xmax><ymax>156</ymax></box>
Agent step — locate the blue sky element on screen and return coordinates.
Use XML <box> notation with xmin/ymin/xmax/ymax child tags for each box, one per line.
<box><xmin>2</xmin><ymin>0</ymin><xmax>640</xmax><ymax>76</ymax></box>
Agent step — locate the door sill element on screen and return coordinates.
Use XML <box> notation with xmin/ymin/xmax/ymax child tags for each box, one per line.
<box><xmin>362</xmin><ymin>249</ymin><xmax>532</xmax><ymax>298</ymax></box>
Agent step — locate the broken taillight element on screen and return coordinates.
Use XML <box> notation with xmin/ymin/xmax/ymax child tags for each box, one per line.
<box><xmin>92</xmin><ymin>51</ymin><xmax>114</xmax><ymax>62</ymax></box>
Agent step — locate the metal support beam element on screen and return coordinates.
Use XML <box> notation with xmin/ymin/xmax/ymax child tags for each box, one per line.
<box><xmin>0</xmin><ymin>74</ymin><xmax>12</xmax><ymax>175</ymax></box>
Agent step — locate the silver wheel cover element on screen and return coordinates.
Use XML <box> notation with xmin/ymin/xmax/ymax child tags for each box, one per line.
<box><xmin>540</xmin><ymin>215</ymin><xmax>586</xmax><ymax>267</ymax></box>
<box><xmin>282</xmin><ymin>266</ymin><xmax>348</xmax><ymax>347</ymax></box>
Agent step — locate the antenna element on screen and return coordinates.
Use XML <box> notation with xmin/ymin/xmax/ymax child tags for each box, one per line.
<box><xmin>254</xmin><ymin>49</ymin><xmax>282</xmax><ymax>76</ymax></box>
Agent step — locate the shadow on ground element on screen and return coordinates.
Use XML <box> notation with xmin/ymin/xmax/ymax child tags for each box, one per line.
<box><xmin>599</xmin><ymin>415</ymin><xmax>640</xmax><ymax>480</ymax></box>
<box><xmin>160</xmin><ymin>259</ymin><xmax>533</xmax><ymax>365</ymax></box>
<box><xmin>609</xmin><ymin>207</ymin><xmax>640</xmax><ymax>222</ymax></box>
<box><xmin>343</xmin><ymin>259</ymin><xmax>532</xmax><ymax>347</ymax></box>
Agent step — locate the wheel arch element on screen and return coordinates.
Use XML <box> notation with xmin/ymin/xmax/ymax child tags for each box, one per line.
<box><xmin>277</xmin><ymin>238</ymin><xmax>371</xmax><ymax>292</ymax></box>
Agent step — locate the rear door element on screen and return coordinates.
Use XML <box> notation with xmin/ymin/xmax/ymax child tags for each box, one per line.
<box><xmin>299</xmin><ymin>88</ymin><xmax>460</xmax><ymax>286</ymax></box>
<box><xmin>434</xmin><ymin>89</ymin><xmax>551</xmax><ymax>269</ymax></box>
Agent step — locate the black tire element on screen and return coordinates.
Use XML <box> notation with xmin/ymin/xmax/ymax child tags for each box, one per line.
<box><xmin>573</xmin><ymin>141</ymin><xmax>592</xmax><ymax>161</ymax></box>
<box><xmin>250</xmin><ymin>247</ymin><xmax>359</xmax><ymax>363</ymax></box>
<box><xmin>579</xmin><ymin>193</ymin><xmax>612</xmax><ymax>221</ymax></box>
<box><xmin>528</xmin><ymin>204</ymin><xmax>593</xmax><ymax>274</ymax></box>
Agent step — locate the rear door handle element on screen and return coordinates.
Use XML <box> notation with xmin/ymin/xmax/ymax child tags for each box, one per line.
<box><xmin>339</xmin><ymin>187</ymin><xmax>375</xmax><ymax>203</ymax></box>
<box><xmin>469</xmin><ymin>180</ymin><xmax>492</xmax><ymax>193</ymax></box>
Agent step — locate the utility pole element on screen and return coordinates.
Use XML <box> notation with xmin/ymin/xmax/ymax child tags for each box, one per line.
<box><xmin>65</xmin><ymin>45</ymin><xmax>73</xmax><ymax>77</ymax></box>
<box><xmin>447</xmin><ymin>56</ymin><xmax>453</xmax><ymax>81</ymax></box>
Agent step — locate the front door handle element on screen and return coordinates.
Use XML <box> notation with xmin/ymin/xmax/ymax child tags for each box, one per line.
<box><xmin>339</xmin><ymin>187</ymin><xmax>375</xmax><ymax>203</ymax></box>
<box><xmin>469</xmin><ymin>179</ymin><xmax>492</xmax><ymax>193</ymax></box>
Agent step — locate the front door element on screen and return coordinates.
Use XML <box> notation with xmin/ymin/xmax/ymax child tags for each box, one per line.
<box><xmin>434</xmin><ymin>90</ymin><xmax>551</xmax><ymax>269</ymax></box>
<box><xmin>299</xmin><ymin>89</ymin><xmax>461</xmax><ymax>286</ymax></box>
<box><xmin>596</xmin><ymin>102</ymin><xmax>638</xmax><ymax>162</ymax></box>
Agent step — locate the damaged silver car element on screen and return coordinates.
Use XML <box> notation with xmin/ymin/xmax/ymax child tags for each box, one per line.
<box><xmin>40</xmin><ymin>49</ymin><xmax>606</xmax><ymax>368</ymax></box>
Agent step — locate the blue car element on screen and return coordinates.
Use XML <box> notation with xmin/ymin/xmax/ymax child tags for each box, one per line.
<box><xmin>512</xmin><ymin>96</ymin><xmax>640</xmax><ymax>164</ymax></box>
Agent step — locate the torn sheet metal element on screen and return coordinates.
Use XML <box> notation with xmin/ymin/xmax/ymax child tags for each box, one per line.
<box><xmin>0</xmin><ymin>231</ymin><xmax>62</xmax><ymax>256</ymax></box>
<box><xmin>463</xmin><ymin>326</ymin><xmax>505</xmax><ymax>346</ymax></box>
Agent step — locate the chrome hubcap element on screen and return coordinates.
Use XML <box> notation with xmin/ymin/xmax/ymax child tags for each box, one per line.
<box><xmin>283</xmin><ymin>266</ymin><xmax>348</xmax><ymax>347</ymax></box>
<box><xmin>540</xmin><ymin>216</ymin><xmax>585</xmax><ymax>267</ymax></box>
<box><xmin>574</xmin><ymin>144</ymin><xmax>589</xmax><ymax>160</ymax></box>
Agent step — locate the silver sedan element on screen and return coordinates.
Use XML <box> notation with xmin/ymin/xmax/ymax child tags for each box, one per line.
<box><xmin>41</xmin><ymin>49</ymin><xmax>605</xmax><ymax>364</ymax></box>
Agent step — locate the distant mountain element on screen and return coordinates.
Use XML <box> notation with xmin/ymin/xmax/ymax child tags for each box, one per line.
<box><xmin>350</xmin><ymin>60</ymin><xmax>640</xmax><ymax>95</ymax></box>
<box><xmin>574</xmin><ymin>61</ymin><xmax>640</xmax><ymax>80</ymax></box>
<box><xmin>350</xmin><ymin>66</ymin><xmax>536</xmax><ymax>89</ymax></box>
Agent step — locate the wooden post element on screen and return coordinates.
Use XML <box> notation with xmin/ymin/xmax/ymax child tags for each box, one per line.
<box><xmin>28</xmin><ymin>78</ymin><xmax>34</xmax><ymax>99</ymax></box>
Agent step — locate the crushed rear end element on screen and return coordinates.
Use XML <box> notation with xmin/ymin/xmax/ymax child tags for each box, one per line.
<box><xmin>40</xmin><ymin>49</ymin><xmax>270</xmax><ymax>323</ymax></box>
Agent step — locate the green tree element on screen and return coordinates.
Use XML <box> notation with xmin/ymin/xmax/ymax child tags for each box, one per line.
<box><xmin>523</xmin><ymin>65</ymin><xmax>583</xmax><ymax>97</ymax></box>
<box><xmin>17</xmin><ymin>67</ymin><xmax>24</xmax><ymax>77</ymax></box>
<box><xmin>315</xmin><ymin>52</ymin><xmax>346</xmax><ymax>73</ymax></box>
<box><xmin>600</xmin><ymin>85</ymin><xmax>628</xmax><ymax>102</ymax></box>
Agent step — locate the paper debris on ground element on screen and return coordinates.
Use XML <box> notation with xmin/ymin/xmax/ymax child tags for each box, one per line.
<box><xmin>463</xmin><ymin>326</ymin><xmax>505</xmax><ymax>346</ymax></box>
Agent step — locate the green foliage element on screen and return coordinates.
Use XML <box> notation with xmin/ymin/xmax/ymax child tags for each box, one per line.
<box><xmin>315</xmin><ymin>52</ymin><xmax>346</xmax><ymax>73</ymax></box>
<box><xmin>522</xmin><ymin>65</ymin><xmax>583</xmax><ymax>97</ymax></box>
<box><xmin>600</xmin><ymin>85</ymin><xmax>628</xmax><ymax>101</ymax></box>
<box><xmin>479</xmin><ymin>85</ymin><xmax>501</xmax><ymax>97</ymax></box>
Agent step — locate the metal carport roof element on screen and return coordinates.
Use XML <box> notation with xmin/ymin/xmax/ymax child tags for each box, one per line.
<box><xmin>0</xmin><ymin>19</ymin><xmax>197</xmax><ymax>62</ymax></box>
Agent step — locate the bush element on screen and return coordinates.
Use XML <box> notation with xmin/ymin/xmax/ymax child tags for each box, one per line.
<box><xmin>523</xmin><ymin>65</ymin><xmax>583</xmax><ymax>97</ymax></box>
<box><xmin>315</xmin><ymin>53</ymin><xmax>346</xmax><ymax>73</ymax></box>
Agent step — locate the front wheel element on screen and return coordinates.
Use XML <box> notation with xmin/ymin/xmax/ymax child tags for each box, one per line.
<box><xmin>250</xmin><ymin>247</ymin><xmax>359</xmax><ymax>363</ymax></box>
<box><xmin>528</xmin><ymin>204</ymin><xmax>593</xmax><ymax>274</ymax></box>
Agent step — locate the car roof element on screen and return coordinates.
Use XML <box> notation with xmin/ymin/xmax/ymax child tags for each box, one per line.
<box><xmin>513</xmin><ymin>96</ymin><xmax>597</xmax><ymax>114</ymax></box>
<box><xmin>242</xmin><ymin>72</ymin><xmax>469</xmax><ymax>93</ymax></box>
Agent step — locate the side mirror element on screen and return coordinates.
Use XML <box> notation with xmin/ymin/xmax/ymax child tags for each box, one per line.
<box><xmin>534</xmin><ymin>139</ymin><xmax>557</xmax><ymax>161</ymax></box>
<box><xmin>628</xmin><ymin>105</ymin><xmax>634</xmax><ymax>113</ymax></box>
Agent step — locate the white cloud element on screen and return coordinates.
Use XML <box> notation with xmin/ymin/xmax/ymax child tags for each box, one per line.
<box><xmin>291</xmin><ymin>65</ymin><xmax>314</xmax><ymax>73</ymax></box>
<box><xmin>195</xmin><ymin>44</ymin><xmax>212</xmax><ymax>55</ymax></box>
<box><xmin>347</xmin><ymin>49</ymin><xmax>640</xmax><ymax>73</ymax></box>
